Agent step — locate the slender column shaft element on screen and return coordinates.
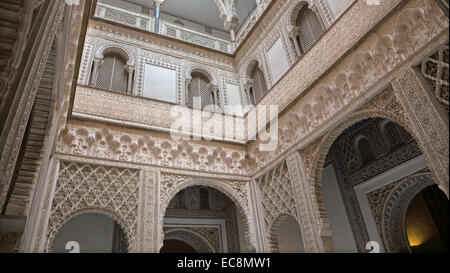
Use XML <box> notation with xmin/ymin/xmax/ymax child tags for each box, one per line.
<box><xmin>291</xmin><ymin>36</ymin><xmax>302</xmax><ymax>58</ymax></box>
<box><xmin>90</xmin><ymin>59</ymin><xmax>101</xmax><ymax>86</ymax></box>
<box><xmin>127</xmin><ymin>70</ymin><xmax>133</xmax><ymax>93</ymax></box>
<box><xmin>154</xmin><ymin>5</ymin><xmax>161</xmax><ymax>34</ymax></box>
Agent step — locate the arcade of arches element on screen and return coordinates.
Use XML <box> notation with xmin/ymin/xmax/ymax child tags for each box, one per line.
<box><xmin>0</xmin><ymin>0</ymin><xmax>448</xmax><ymax>254</ymax></box>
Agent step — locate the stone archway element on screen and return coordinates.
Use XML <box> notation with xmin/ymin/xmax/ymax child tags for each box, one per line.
<box><xmin>303</xmin><ymin>89</ymin><xmax>439</xmax><ymax>252</ymax></box>
<box><xmin>163</xmin><ymin>229</ymin><xmax>216</xmax><ymax>253</ymax></box>
<box><xmin>268</xmin><ymin>214</ymin><xmax>305</xmax><ymax>253</ymax></box>
<box><xmin>158</xmin><ymin>174</ymin><xmax>255</xmax><ymax>253</ymax></box>
<box><xmin>45</xmin><ymin>161</ymin><xmax>140</xmax><ymax>252</ymax></box>
<box><xmin>48</xmin><ymin>209</ymin><xmax>130</xmax><ymax>253</ymax></box>
<box><xmin>304</xmin><ymin>112</ymin><xmax>416</xmax><ymax>249</ymax></box>
<box><xmin>185</xmin><ymin>65</ymin><xmax>217</xmax><ymax>86</ymax></box>
<box><xmin>95</xmin><ymin>43</ymin><xmax>135</xmax><ymax>67</ymax></box>
<box><xmin>382</xmin><ymin>173</ymin><xmax>436</xmax><ymax>253</ymax></box>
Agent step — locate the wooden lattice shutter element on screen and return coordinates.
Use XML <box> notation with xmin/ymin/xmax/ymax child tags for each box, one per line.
<box><xmin>296</xmin><ymin>7</ymin><xmax>325</xmax><ymax>54</ymax></box>
<box><xmin>251</xmin><ymin>66</ymin><xmax>267</xmax><ymax>103</ymax></box>
<box><xmin>198</xmin><ymin>75</ymin><xmax>213</xmax><ymax>109</ymax></box>
<box><xmin>188</xmin><ymin>73</ymin><xmax>213</xmax><ymax>109</ymax></box>
<box><xmin>187</xmin><ymin>75</ymin><xmax>198</xmax><ymax>107</ymax></box>
<box><xmin>96</xmin><ymin>54</ymin><xmax>128</xmax><ymax>93</ymax></box>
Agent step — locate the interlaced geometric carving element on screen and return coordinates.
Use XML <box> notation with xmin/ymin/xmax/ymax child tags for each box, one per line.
<box><xmin>180</xmin><ymin>31</ymin><xmax>216</xmax><ymax>50</ymax></box>
<box><xmin>46</xmin><ymin>161</ymin><xmax>139</xmax><ymax>252</ymax></box>
<box><xmin>340</xmin><ymin>137</ymin><xmax>359</xmax><ymax>172</ymax></box>
<box><xmin>332</xmin><ymin>118</ymin><xmax>413</xmax><ymax>174</ymax></box>
<box><xmin>418</xmin><ymin>43</ymin><xmax>449</xmax><ymax>114</ymax></box>
<box><xmin>384</xmin><ymin>121</ymin><xmax>404</xmax><ymax>150</ymax></box>
<box><xmin>256</xmin><ymin>161</ymin><xmax>296</xmax><ymax>231</ymax></box>
<box><xmin>105</xmin><ymin>8</ymin><xmax>137</xmax><ymax>26</ymax></box>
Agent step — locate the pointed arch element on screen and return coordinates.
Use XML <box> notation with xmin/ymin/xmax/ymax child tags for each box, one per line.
<box><xmin>164</xmin><ymin>228</ymin><xmax>216</xmax><ymax>253</ymax></box>
<box><xmin>158</xmin><ymin>177</ymin><xmax>255</xmax><ymax>253</ymax></box>
<box><xmin>308</xmin><ymin>108</ymin><xmax>425</xmax><ymax>250</ymax></box>
<box><xmin>46</xmin><ymin>208</ymin><xmax>131</xmax><ymax>253</ymax></box>
<box><xmin>185</xmin><ymin>65</ymin><xmax>217</xmax><ymax>85</ymax></box>
<box><xmin>95</xmin><ymin>44</ymin><xmax>135</xmax><ymax>66</ymax></box>
<box><xmin>268</xmin><ymin>214</ymin><xmax>304</xmax><ymax>253</ymax></box>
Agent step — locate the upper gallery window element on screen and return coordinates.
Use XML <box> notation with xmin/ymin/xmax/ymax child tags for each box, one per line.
<box><xmin>186</xmin><ymin>72</ymin><xmax>220</xmax><ymax>110</ymax></box>
<box><xmin>289</xmin><ymin>4</ymin><xmax>326</xmax><ymax>59</ymax></box>
<box><xmin>95</xmin><ymin>53</ymin><xmax>129</xmax><ymax>93</ymax></box>
<box><xmin>247</xmin><ymin>62</ymin><xmax>268</xmax><ymax>105</ymax></box>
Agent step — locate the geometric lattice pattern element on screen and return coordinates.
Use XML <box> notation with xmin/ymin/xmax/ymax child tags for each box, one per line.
<box><xmin>46</xmin><ymin>162</ymin><xmax>139</xmax><ymax>252</ymax></box>
<box><xmin>418</xmin><ymin>43</ymin><xmax>449</xmax><ymax>114</ymax></box>
<box><xmin>296</xmin><ymin>7</ymin><xmax>325</xmax><ymax>54</ymax></box>
<box><xmin>105</xmin><ymin>8</ymin><xmax>137</xmax><ymax>26</ymax></box>
<box><xmin>339</xmin><ymin>137</ymin><xmax>359</xmax><ymax>172</ymax></box>
<box><xmin>96</xmin><ymin>54</ymin><xmax>128</xmax><ymax>93</ymax></box>
<box><xmin>256</xmin><ymin>161</ymin><xmax>296</xmax><ymax>232</ymax></box>
<box><xmin>187</xmin><ymin>72</ymin><xmax>214</xmax><ymax>109</ymax></box>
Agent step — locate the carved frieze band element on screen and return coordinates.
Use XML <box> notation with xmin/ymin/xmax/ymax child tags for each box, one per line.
<box><xmin>56</xmin><ymin>121</ymin><xmax>248</xmax><ymax>175</ymax></box>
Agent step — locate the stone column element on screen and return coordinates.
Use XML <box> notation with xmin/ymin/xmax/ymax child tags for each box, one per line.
<box><xmin>248</xmin><ymin>180</ymin><xmax>269</xmax><ymax>252</ymax></box>
<box><xmin>230</xmin><ymin>28</ymin><xmax>236</xmax><ymax>42</ymax></box>
<box><xmin>89</xmin><ymin>58</ymin><xmax>102</xmax><ymax>87</ymax></box>
<box><xmin>126</xmin><ymin>64</ymin><xmax>135</xmax><ymax>94</ymax></box>
<box><xmin>185</xmin><ymin>77</ymin><xmax>192</xmax><ymax>106</ymax></box>
<box><xmin>20</xmin><ymin>158</ymin><xmax>60</xmax><ymax>252</ymax></box>
<box><xmin>153</xmin><ymin>0</ymin><xmax>166</xmax><ymax>34</ymax></box>
<box><xmin>286</xmin><ymin>151</ymin><xmax>334</xmax><ymax>253</ymax></box>
<box><xmin>392</xmin><ymin>67</ymin><xmax>449</xmax><ymax>197</ymax></box>
<box><xmin>243</xmin><ymin>78</ymin><xmax>254</xmax><ymax>105</ymax></box>
<box><xmin>287</xmin><ymin>24</ymin><xmax>301</xmax><ymax>59</ymax></box>
<box><xmin>211</xmin><ymin>85</ymin><xmax>219</xmax><ymax>108</ymax></box>
<box><xmin>136</xmin><ymin>169</ymin><xmax>160</xmax><ymax>252</ymax></box>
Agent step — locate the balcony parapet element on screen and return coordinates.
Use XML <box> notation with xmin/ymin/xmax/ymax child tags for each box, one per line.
<box><xmin>72</xmin><ymin>85</ymin><xmax>247</xmax><ymax>144</ymax></box>
<box><xmin>94</xmin><ymin>1</ymin><xmax>273</xmax><ymax>55</ymax></box>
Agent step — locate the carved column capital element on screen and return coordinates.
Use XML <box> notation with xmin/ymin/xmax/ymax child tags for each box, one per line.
<box><xmin>211</xmin><ymin>84</ymin><xmax>220</xmax><ymax>93</ymax></box>
<box><xmin>153</xmin><ymin>0</ymin><xmax>166</xmax><ymax>7</ymax></box>
<box><xmin>243</xmin><ymin>78</ymin><xmax>254</xmax><ymax>90</ymax></box>
<box><xmin>287</xmin><ymin>24</ymin><xmax>299</xmax><ymax>39</ymax></box>
<box><xmin>93</xmin><ymin>57</ymin><xmax>102</xmax><ymax>64</ymax></box>
<box><xmin>125</xmin><ymin>64</ymin><xmax>135</xmax><ymax>74</ymax></box>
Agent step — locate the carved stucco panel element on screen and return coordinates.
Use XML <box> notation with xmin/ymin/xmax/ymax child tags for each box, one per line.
<box><xmin>45</xmin><ymin>161</ymin><xmax>140</xmax><ymax>252</ymax></box>
<box><xmin>392</xmin><ymin>67</ymin><xmax>449</xmax><ymax>197</ymax></box>
<box><xmin>56</xmin><ymin>120</ymin><xmax>248</xmax><ymax>175</ymax></box>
